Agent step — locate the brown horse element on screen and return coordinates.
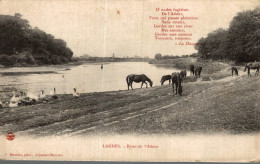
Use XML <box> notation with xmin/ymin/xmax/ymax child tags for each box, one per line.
<box><xmin>172</xmin><ymin>72</ymin><xmax>182</xmax><ymax>96</ymax></box>
<box><xmin>244</xmin><ymin>62</ymin><xmax>260</xmax><ymax>77</ymax></box>
<box><xmin>126</xmin><ymin>74</ymin><xmax>153</xmax><ymax>90</ymax></box>
<box><xmin>195</xmin><ymin>66</ymin><xmax>202</xmax><ymax>78</ymax></box>
<box><xmin>189</xmin><ymin>64</ymin><xmax>195</xmax><ymax>76</ymax></box>
<box><xmin>231</xmin><ymin>67</ymin><xmax>238</xmax><ymax>76</ymax></box>
<box><xmin>161</xmin><ymin>75</ymin><xmax>171</xmax><ymax>85</ymax></box>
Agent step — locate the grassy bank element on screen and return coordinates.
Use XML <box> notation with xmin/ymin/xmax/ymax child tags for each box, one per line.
<box><xmin>150</xmin><ymin>57</ymin><xmax>232</xmax><ymax>83</ymax></box>
<box><xmin>0</xmin><ymin>59</ymin><xmax>259</xmax><ymax>136</ymax></box>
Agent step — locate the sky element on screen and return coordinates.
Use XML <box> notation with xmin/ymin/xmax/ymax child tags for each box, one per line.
<box><xmin>0</xmin><ymin>0</ymin><xmax>259</xmax><ymax>57</ymax></box>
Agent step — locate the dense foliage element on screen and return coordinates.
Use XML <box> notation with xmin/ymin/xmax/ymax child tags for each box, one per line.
<box><xmin>195</xmin><ymin>8</ymin><xmax>260</xmax><ymax>63</ymax></box>
<box><xmin>154</xmin><ymin>53</ymin><xmax>198</xmax><ymax>60</ymax></box>
<box><xmin>0</xmin><ymin>13</ymin><xmax>73</xmax><ymax>66</ymax></box>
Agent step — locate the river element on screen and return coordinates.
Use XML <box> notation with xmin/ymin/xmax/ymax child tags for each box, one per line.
<box><xmin>0</xmin><ymin>62</ymin><xmax>180</xmax><ymax>95</ymax></box>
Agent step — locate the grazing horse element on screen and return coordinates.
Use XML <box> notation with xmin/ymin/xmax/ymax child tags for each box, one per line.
<box><xmin>231</xmin><ymin>67</ymin><xmax>238</xmax><ymax>76</ymax></box>
<box><xmin>180</xmin><ymin>70</ymin><xmax>187</xmax><ymax>78</ymax></box>
<box><xmin>180</xmin><ymin>70</ymin><xmax>187</xmax><ymax>83</ymax></box>
<box><xmin>171</xmin><ymin>72</ymin><xmax>183</xmax><ymax>96</ymax></box>
<box><xmin>126</xmin><ymin>74</ymin><xmax>153</xmax><ymax>90</ymax></box>
<box><xmin>244</xmin><ymin>62</ymin><xmax>260</xmax><ymax>77</ymax></box>
<box><xmin>160</xmin><ymin>75</ymin><xmax>171</xmax><ymax>85</ymax></box>
<box><xmin>195</xmin><ymin>66</ymin><xmax>202</xmax><ymax>78</ymax></box>
<box><xmin>189</xmin><ymin>64</ymin><xmax>195</xmax><ymax>76</ymax></box>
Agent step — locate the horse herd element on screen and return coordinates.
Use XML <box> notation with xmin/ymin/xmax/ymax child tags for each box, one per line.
<box><xmin>126</xmin><ymin>64</ymin><xmax>203</xmax><ymax>96</ymax></box>
<box><xmin>126</xmin><ymin>62</ymin><xmax>260</xmax><ymax>96</ymax></box>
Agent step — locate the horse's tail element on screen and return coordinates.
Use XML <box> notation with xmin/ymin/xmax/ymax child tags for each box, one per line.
<box><xmin>126</xmin><ymin>75</ymin><xmax>130</xmax><ymax>85</ymax></box>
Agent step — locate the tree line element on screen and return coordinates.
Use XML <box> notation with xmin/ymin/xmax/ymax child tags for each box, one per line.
<box><xmin>0</xmin><ymin>13</ymin><xmax>73</xmax><ymax>66</ymax></box>
<box><xmin>195</xmin><ymin>8</ymin><xmax>260</xmax><ymax>63</ymax></box>
<box><xmin>154</xmin><ymin>53</ymin><xmax>199</xmax><ymax>60</ymax></box>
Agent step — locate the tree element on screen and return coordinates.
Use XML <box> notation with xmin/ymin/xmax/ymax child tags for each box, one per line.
<box><xmin>0</xmin><ymin>13</ymin><xmax>73</xmax><ymax>66</ymax></box>
<box><xmin>226</xmin><ymin>8</ymin><xmax>260</xmax><ymax>62</ymax></box>
<box><xmin>195</xmin><ymin>8</ymin><xmax>260</xmax><ymax>63</ymax></box>
<box><xmin>195</xmin><ymin>28</ymin><xmax>227</xmax><ymax>60</ymax></box>
<box><xmin>155</xmin><ymin>53</ymin><xmax>162</xmax><ymax>60</ymax></box>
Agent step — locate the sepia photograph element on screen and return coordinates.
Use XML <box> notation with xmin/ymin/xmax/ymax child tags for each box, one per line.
<box><xmin>0</xmin><ymin>0</ymin><xmax>259</xmax><ymax>162</ymax></box>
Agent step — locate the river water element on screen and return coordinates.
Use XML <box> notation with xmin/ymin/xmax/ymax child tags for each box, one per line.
<box><xmin>0</xmin><ymin>62</ymin><xmax>180</xmax><ymax>95</ymax></box>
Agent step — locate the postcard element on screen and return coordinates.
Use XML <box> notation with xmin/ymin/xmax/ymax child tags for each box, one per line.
<box><xmin>0</xmin><ymin>0</ymin><xmax>259</xmax><ymax>162</ymax></box>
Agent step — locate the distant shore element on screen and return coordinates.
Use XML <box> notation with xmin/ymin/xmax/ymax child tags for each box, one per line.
<box><xmin>0</xmin><ymin>57</ymin><xmax>151</xmax><ymax>68</ymax></box>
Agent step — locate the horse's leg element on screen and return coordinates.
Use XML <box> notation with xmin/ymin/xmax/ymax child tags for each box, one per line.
<box><xmin>248</xmin><ymin>68</ymin><xmax>251</xmax><ymax>77</ymax></box>
<box><xmin>141</xmin><ymin>82</ymin><xmax>143</xmax><ymax>88</ymax></box>
<box><xmin>175</xmin><ymin>83</ymin><xmax>178</xmax><ymax>96</ymax></box>
<box><xmin>131</xmin><ymin>82</ymin><xmax>133</xmax><ymax>90</ymax></box>
<box><xmin>172</xmin><ymin>82</ymin><xmax>175</xmax><ymax>95</ymax></box>
<box><xmin>232</xmin><ymin>70</ymin><xmax>233</xmax><ymax>76</ymax></box>
<box><xmin>144</xmin><ymin>82</ymin><xmax>148</xmax><ymax>88</ymax></box>
<box><xmin>169</xmin><ymin>79</ymin><xmax>171</xmax><ymax>85</ymax></box>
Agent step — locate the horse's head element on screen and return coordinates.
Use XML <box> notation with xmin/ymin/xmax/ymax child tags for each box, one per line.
<box><xmin>149</xmin><ymin>81</ymin><xmax>153</xmax><ymax>87</ymax></box>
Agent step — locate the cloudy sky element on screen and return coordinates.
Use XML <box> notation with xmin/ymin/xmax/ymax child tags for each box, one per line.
<box><xmin>0</xmin><ymin>0</ymin><xmax>259</xmax><ymax>57</ymax></box>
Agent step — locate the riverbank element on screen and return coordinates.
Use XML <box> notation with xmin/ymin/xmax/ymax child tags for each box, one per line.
<box><xmin>150</xmin><ymin>57</ymin><xmax>232</xmax><ymax>82</ymax></box>
<box><xmin>0</xmin><ymin>59</ymin><xmax>259</xmax><ymax>136</ymax></box>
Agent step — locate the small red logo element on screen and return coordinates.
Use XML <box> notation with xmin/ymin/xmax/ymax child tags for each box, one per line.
<box><xmin>6</xmin><ymin>132</ymin><xmax>15</xmax><ymax>141</ymax></box>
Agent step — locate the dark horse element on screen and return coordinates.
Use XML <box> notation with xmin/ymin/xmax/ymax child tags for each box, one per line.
<box><xmin>126</xmin><ymin>74</ymin><xmax>153</xmax><ymax>90</ymax></box>
<box><xmin>195</xmin><ymin>66</ymin><xmax>202</xmax><ymax>78</ymax></box>
<box><xmin>180</xmin><ymin>70</ymin><xmax>187</xmax><ymax>78</ymax></box>
<box><xmin>160</xmin><ymin>75</ymin><xmax>171</xmax><ymax>85</ymax></box>
<box><xmin>244</xmin><ymin>62</ymin><xmax>260</xmax><ymax>77</ymax></box>
<box><xmin>180</xmin><ymin>70</ymin><xmax>187</xmax><ymax>83</ymax></box>
<box><xmin>231</xmin><ymin>67</ymin><xmax>238</xmax><ymax>76</ymax></box>
<box><xmin>189</xmin><ymin>64</ymin><xmax>195</xmax><ymax>76</ymax></box>
<box><xmin>172</xmin><ymin>72</ymin><xmax>183</xmax><ymax>96</ymax></box>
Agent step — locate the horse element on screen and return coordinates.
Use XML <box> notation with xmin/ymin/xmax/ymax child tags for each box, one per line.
<box><xmin>126</xmin><ymin>74</ymin><xmax>153</xmax><ymax>90</ymax></box>
<box><xmin>180</xmin><ymin>70</ymin><xmax>187</xmax><ymax>83</ymax></box>
<box><xmin>244</xmin><ymin>62</ymin><xmax>260</xmax><ymax>77</ymax></box>
<box><xmin>189</xmin><ymin>64</ymin><xmax>195</xmax><ymax>76</ymax></box>
<box><xmin>160</xmin><ymin>75</ymin><xmax>171</xmax><ymax>85</ymax></box>
<box><xmin>195</xmin><ymin>66</ymin><xmax>202</xmax><ymax>78</ymax></box>
<box><xmin>171</xmin><ymin>72</ymin><xmax>183</xmax><ymax>96</ymax></box>
<box><xmin>231</xmin><ymin>67</ymin><xmax>238</xmax><ymax>76</ymax></box>
<box><xmin>180</xmin><ymin>70</ymin><xmax>187</xmax><ymax>78</ymax></box>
